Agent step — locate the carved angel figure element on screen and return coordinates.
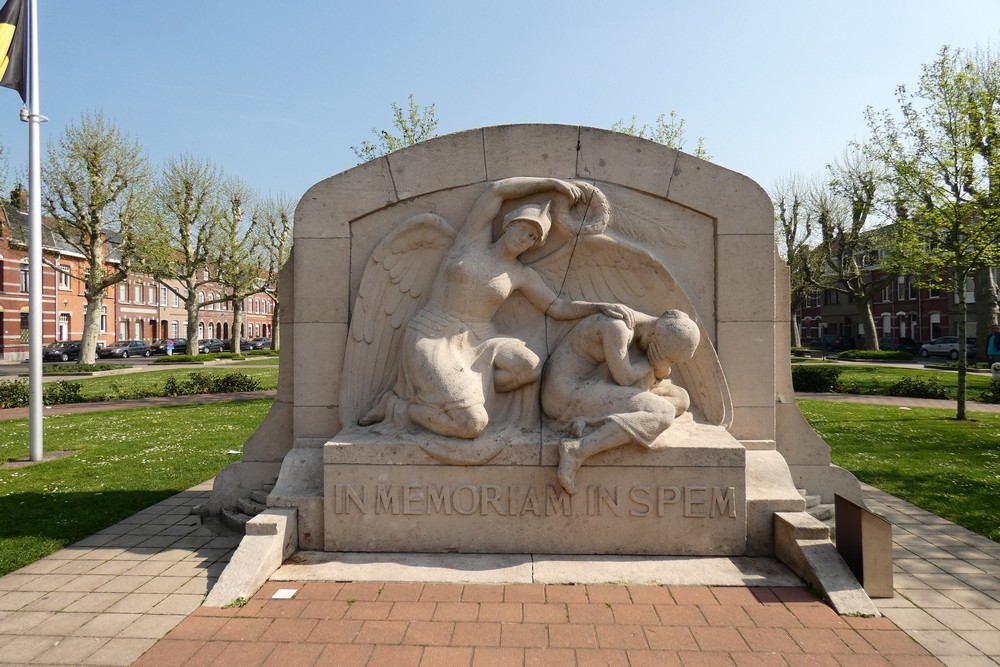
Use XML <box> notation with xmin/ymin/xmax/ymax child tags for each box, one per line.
<box><xmin>542</xmin><ymin>310</ymin><xmax>702</xmax><ymax>494</ymax></box>
<box><xmin>355</xmin><ymin>177</ymin><xmax>628</xmax><ymax>440</ymax></box>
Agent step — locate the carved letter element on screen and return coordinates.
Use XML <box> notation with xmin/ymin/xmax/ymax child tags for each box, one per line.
<box><xmin>658</xmin><ymin>486</ymin><xmax>679</xmax><ymax>516</ymax></box>
<box><xmin>546</xmin><ymin>486</ymin><xmax>572</xmax><ymax>516</ymax></box>
<box><xmin>404</xmin><ymin>484</ymin><xmax>425</xmax><ymax>515</ymax></box>
<box><xmin>428</xmin><ymin>485</ymin><xmax>451</xmax><ymax>515</ymax></box>
<box><xmin>684</xmin><ymin>486</ymin><xmax>707</xmax><ymax>518</ymax></box>
<box><xmin>452</xmin><ymin>485</ymin><xmax>480</xmax><ymax>515</ymax></box>
<box><xmin>597</xmin><ymin>486</ymin><xmax>621</xmax><ymax>516</ymax></box>
<box><xmin>629</xmin><ymin>485</ymin><xmax>653</xmax><ymax>517</ymax></box>
<box><xmin>376</xmin><ymin>485</ymin><xmax>400</xmax><ymax>514</ymax></box>
<box><xmin>712</xmin><ymin>486</ymin><xmax>737</xmax><ymax>518</ymax></box>
<box><xmin>346</xmin><ymin>485</ymin><xmax>366</xmax><ymax>514</ymax></box>
<box><xmin>482</xmin><ymin>485</ymin><xmax>506</xmax><ymax>516</ymax></box>
<box><xmin>519</xmin><ymin>488</ymin><xmax>541</xmax><ymax>516</ymax></box>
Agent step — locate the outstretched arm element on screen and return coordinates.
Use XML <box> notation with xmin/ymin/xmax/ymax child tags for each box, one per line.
<box><xmin>600</xmin><ymin>319</ymin><xmax>653</xmax><ymax>387</ymax></box>
<box><xmin>517</xmin><ymin>268</ymin><xmax>636</xmax><ymax>328</ymax></box>
<box><xmin>457</xmin><ymin>177</ymin><xmax>583</xmax><ymax>244</ymax></box>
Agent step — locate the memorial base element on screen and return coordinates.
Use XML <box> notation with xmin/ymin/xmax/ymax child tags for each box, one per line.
<box><xmin>323</xmin><ymin>421</ymin><xmax>748</xmax><ymax>556</ymax></box>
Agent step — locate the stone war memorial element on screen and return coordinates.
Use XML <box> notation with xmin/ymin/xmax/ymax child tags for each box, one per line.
<box><xmin>204</xmin><ymin>124</ymin><xmax>875</xmax><ymax>610</ymax></box>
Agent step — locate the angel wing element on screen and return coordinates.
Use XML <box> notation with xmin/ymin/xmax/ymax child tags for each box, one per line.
<box><xmin>339</xmin><ymin>213</ymin><xmax>456</xmax><ymax>427</ymax></box>
<box><xmin>530</xmin><ymin>233</ymin><xmax>733</xmax><ymax>427</ymax></box>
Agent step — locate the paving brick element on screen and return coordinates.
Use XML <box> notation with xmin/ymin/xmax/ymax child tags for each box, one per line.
<box><xmin>858</xmin><ymin>629</ymin><xmax>937</xmax><ymax>655</ymax></box>
<box><xmin>576</xmin><ymin>647</ymin><xmax>630</xmax><ymax>666</ymax></box>
<box><xmin>418</xmin><ymin>583</ymin><xmax>465</xmax><ymax>602</ymax></box>
<box><xmin>295</xmin><ymin>582</ymin><xmax>344</xmax><ymax>600</ymax></box>
<box><xmin>729</xmin><ymin>652</ymin><xmax>791</xmax><ymax>666</ymax></box>
<box><xmin>260</xmin><ymin>641</ymin><xmax>325</xmax><ymax>667</ymax></box>
<box><xmin>478</xmin><ymin>601</ymin><xmax>522</xmax><ymax>622</ymax></box>
<box><xmin>314</xmin><ymin>642</ymin><xmax>374</xmax><ymax>667</ymax></box>
<box><xmin>788</xmin><ymin>627</ymin><xmax>854</xmax><ymax>654</ymax></box>
<box><xmin>306</xmin><ymin>618</ymin><xmax>363</xmax><ymax>643</ymax></box>
<box><xmin>30</xmin><ymin>610</ymin><xmax>94</xmax><ymax>635</ymax></box>
<box><xmin>34</xmin><ymin>635</ymin><xmax>108</xmax><ymax>664</ymax></box>
<box><xmin>568</xmin><ymin>602</ymin><xmax>616</xmax><ymax>624</ymax></box>
<box><xmin>212</xmin><ymin>617</ymin><xmax>273</xmax><ymax>642</ymax></box>
<box><xmin>131</xmin><ymin>638</ymin><xmax>206</xmax><ymax>667</ymax></box>
<box><xmin>502</xmin><ymin>583</ymin><xmax>546</xmax><ymax>603</ymax></box>
<box><xmin>461</xmin><ymin>584</ymin><xmax>504</xmax><ymax>602</ymax></box>
<box><xmin>546</xmin><ymin>584</ymin><xmax>590</xmax><ymax>603</ymax></box>
<box><xmin>74</xmin><ymin>612</ymin><xmax>142</xmax><ymax>637</ymax></box>
<box><xmin>214</xmin><ymin>639</ymin><xmax>278</xmax><ymax>666</ymax></box>
<box><xmin>432</xmin><ymin>601</ymin><xmax>480</xmax><ymax>622</ymax></box>
<box><xmin>624</xmin><ymin>648</ymin><xmax>682</xmax><ymax>666</ymax></box>
<box><xmin>657</xmin><ymin>604</ymin><xmax>708</xmax><ymax>626</ymax></box>
<box><xmin>418</xmin><ymin>645</ymin><xmax>473</xmax><ymax>666</ymax></box>
<box><xmin>301</xmin><ymin>599</ymin><xmax>351</xmax><ymax>619</ymax></box>
<box><xmin>595</xmin><ymin>623</ymin><xmax>647</xmax><ymax>649</ymax></box>
<box><xmin>691</xmin><ymin>626</ymin><xmax>752</xmax><ymax>652</ymax></box>
<box><xmin>472</xmin><ymin>646</ymin><xmax>523</xmax><ymax>667</ymax></box>
<box><xmin>609</xmin><ymin>602</ymin><xmax>659</xmax><ymax>625</ymax></box>
<box><xmin>343</xmin><ymin>600</ymin><xmax>393</xmax><ymax>620</ymax></box>
<box><xmin>403</xmin><ymin>620</ymin><xmax>455</xmax><ymax>646</ymax></box>
<box><xmin>523</xmin><ymin>602</ymin><xmax>568</xmax><ymax>624</ymax></box>
<box><xmin>354</xmin><ymin>619</ymin><xmax>409</xmax><ymax>645</ymax></box>
<box><xmin>670</xmin><ymin>586</ymin><xmax>719</xmax><ymax>606</ymax></box>
<box><xmin>643</xmin><ymin>625</ymin><xmax>697</xmax><ymax>651</ymax></box>
<box><xmin>82</xmin><ymin>636</ymin><xmax>158</xmax><ymax>666</ymax></box>
<box><xmin>258</xmin><ymin>617</ymin><xmax>319</xmax><ymax>642</ymax></box>
<box><xmin>675</xmin><ymin>649</ymin><xmax>741</xmax><ymax>665</ymax></box>
<box><xmin>451</xmin><ymin>621</ymin><xmax>501</xmax><ymax>647</ymax></box>
<box><xmin>525</xmin><ymin>646</ymin><xmax>576</xmax><ymax>666</ymax></box>
<box><xmin>711</xmin><ymin>586</ymin><xmax>763</xmax><ymax>606</ymax></box>
<box><xmin>388</xmin><ymin>601</ymin><xmax>437</xmax><ymax>622</ymax></box>
<box><xmin>116</xmin><ymin>613</ymin><xmax>185</xmax><ymax>639</ymax></box>
<box><xmin>166</xmin><ymin>615</ymin><xmax>229</xmax><ymax>640</ymax></box>
<box><xmin>702</xmin><ymin>604</ymin><xmax>754</xmax><ymax>627</ymax></box>
<box><xmin>548</xmin><ymin>623</ymin><xmax>598</xmax><ymax>648</ymax></box>
<box><xmin>627</xmin><ymin>585</ymin><xmax>676</xmax><ymax>605</ymax></box>
<box><xmin>335</xmin><ymin>582</ymin><xmax>382</xmax><ymax>602</ymax></box>
<box><xmin>743</xmin><ymin>604</ymin><xmax>802</xmax><ymax>628</ymax></box>
<box><xmin>377</xmin><ymin>583</ymin><xmax>423</xmax><ymax>602</ymax></box>
<box><xmin>738</xmin><ymin>627</ymin><xmax>801</xmax><ymax>653</ymax></box>
<box><xmin>585</xmin><ymin>585</ymin><xmax>632</xmax><ymax>604</ymax></box>
<box><xmin>500</xmin><ymin>622</ymin><xmax>548</xmax><ymax>648</ymax></box>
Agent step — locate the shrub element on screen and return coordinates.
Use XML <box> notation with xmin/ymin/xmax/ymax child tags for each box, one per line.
<box><xmin>791</xmin><ymin>366</ymin><xmax>843</xmax><ymax>393</ymax></box>
<box><xmin>152</xmin><ymin>354</ymin><xmax>203</xmax><ymax>364</ymax></box>
<box><xmin>162</xmin><ymin>371</ymin><xmax>261</xmax><ymax>396</ymax></box>
<box><xmin>247</xmin><ymin>349</ymin><xmax>278</xmax><ymax>356</ymax></box>
<box><xmin>885</xmin><ymin>376</ymin><xmax>949</xmax><ymax>399</ymax></box>
<box><xmin>837</xmin><ymin>350</ymin><xmax>914</xmax><ymax>361</ymax></box>
<box><xmin>978</xmin><ymin>380</ymin><xmax>1000</xmax><ymax>404</ymax></box>
<box><xmin>0</xmin><ymin>380</ymin><xmax>29</xmax><ymax>408</ymax></box>
<box><xmin>43</xmin><ymin>381</ymin><xmax>84</xmax><ymax>405</ymax></box>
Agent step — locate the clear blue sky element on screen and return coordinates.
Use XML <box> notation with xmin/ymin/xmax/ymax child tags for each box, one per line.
<box><xmin>0</xmin><ymin>1</ymin><xmax>998</xmax><ymax>204</ymax></box>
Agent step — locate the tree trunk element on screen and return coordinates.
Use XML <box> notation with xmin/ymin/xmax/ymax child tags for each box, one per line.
<box><xmin>860</xmin><ymin>298</ymin><xmax>879</xmax><ymax>350</ymax></box>
<box><xmin>956</xmin><ymin>291</ymin><xmax>968</xmax><ymax>421</ymax></box>
<box><xmin>186</xmin><ymin>291</ymin><xmax>201</xmax><ymax>356</ymax></box>
<box><xmin>79</xmin><ymin>292</ymin><xmax>104</xmax><ymax>365</ymax></box>
<box><xmin>231</xmin><ymin>300</ymin><xmax>244</xmax><ymax>355</ymax></box>
<box><xmin>270</xmin><ymin>301</ymin><xmax>280</xmax><ymax>350</ymax></box>
<box><xmin>790</xmin><ymin>315</ymin><xmax>801</xmax><ymax>348</ymax></box>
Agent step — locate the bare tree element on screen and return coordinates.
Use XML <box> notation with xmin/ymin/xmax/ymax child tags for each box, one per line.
<box><xmin>214</xmin><ymin>179</ymin><xmax>264</xmax><ymax>354</ymax></box>
<box><xmin>42</xmin><ymin>112</ymin><xmax>151</xmax><ymax>364</ymax></box>
<box><xmin>255</xmin><ymin>194</ymin><xmax>293</xmax><ymax>350</ymax></box>
<box><xmin>772</xmin><ymin>174</ymin><xmax>820</xmax><ymax>347</ymax></box>
<box><xmin>145</xmin><ymin>154</ymin><xmax>225</xmax><ymax>355</ymax></box>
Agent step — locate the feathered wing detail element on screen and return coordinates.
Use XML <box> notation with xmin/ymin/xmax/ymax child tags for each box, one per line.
<box><xmin>530</xmin><ymin>233</ymin><xmax>733</xmax><ymax>427</ymax></box>
<box><xmin>339</xmin><ymin>213</ymin><xmax>456</xmax><ymax>427</ymax></box>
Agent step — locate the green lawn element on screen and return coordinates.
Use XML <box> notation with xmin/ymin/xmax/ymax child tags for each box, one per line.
<box><xmin>799</xmin><ymin>399</ymin><xmax>1000</xmax><ymax>541</ymax></box>
<box><xmin>58</xmin><ymin>361</ymin><xmax>279</xmax><ymax>401</ymax></box>
<box><xmin>812</xmin><ymin>363</ymin><xmax>995</xmax><ymax>399</ymax></box>
<box><xmin>0</xmin><ymin>399</ymin><xmax>271</xmax><ymax>576</ymax></box>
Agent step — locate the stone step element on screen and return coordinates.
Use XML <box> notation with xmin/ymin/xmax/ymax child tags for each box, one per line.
<box><xmin>808</xmin><ymin>503</ymin><xmax>834</xmax><ymax>522</ymax></box>
<box><xmin>803</xmin><ymin>494</ymin><xmax>822</xmax><ymax>509</ymax></box>
<box><xmin>250</xmin><ymin>489</ymin><xmax>270</xmax><ymax>505</ymax></box>
<box><xmin>238</xmin><ymin>497</ymin><xmax>267</xmax><ymax>516</ymax></box>
<box><xmin>221</xmin><ymin>506</ymin><xmax>254</xmax><ymax>534</ymax></box>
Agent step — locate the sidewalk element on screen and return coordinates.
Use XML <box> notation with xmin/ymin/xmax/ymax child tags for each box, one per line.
<box><xmin>0</xmin><ymin>483</ymin><xmax>994</xmax><ymax>665</ymax></box>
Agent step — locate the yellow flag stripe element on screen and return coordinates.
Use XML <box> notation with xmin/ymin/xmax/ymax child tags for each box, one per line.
<box><xmin>0</xmin><ymin>22</ymin><xmax>14</xmax><ymax>80</ymax></box>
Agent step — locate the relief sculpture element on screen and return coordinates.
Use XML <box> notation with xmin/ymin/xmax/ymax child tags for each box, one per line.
<box><xmin>341</xmin><ymin>177</ymin><xmax>733</xmax><ymax>467</ymax></box>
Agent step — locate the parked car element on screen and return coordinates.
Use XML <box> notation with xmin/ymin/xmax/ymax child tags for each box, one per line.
<box><xmin>198</xmin><ymin>338</ymin><xmax>225</xmax><ymax>353</ymax></box>
<box><xmin>249</xmin><ymin>337</ymin><xmax>271</xmax><ymax>350</ymax></box>
<box><xmin>221</xmin><ymin>338</ymin><xmax>253</xmax><ymax>352</ymax></box>
<box><xmin>97</xmin><ymin>340</ymin><xmax>151</xmax><ymax>358</ymax></box>
<box><xmin>150</xmin><ymin>338</ymin><xmax>188</xmax><ymax>355</ymax></box>
<box><xmin>42</xmin><ymin>340</ymin><xmax>86</xmax><ymax>362</ymax></box>
<box><xmin>878</xmin><ymin>336</ymin><xmax>921</xmax><ymax>355</ymax></box>
<box><xmin>809</xmin><ymin>334</ymin><xmax>856</xmax><ymax>352</ymax></box>
<box><xmin>919</xmin><ymin>336</ymin><xmax>977</xmax><ymax>360</ymax></box>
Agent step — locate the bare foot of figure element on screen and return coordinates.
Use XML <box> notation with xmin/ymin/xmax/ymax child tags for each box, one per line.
<box><xmin>558</xmin><ymin>438</ymin><xmax>582</xmax><ymax>494</ymax></box>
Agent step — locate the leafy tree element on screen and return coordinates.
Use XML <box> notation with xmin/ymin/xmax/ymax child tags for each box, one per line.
<box><xmin>612</xmin><ymin>111</ymin><xmax>711</xmax><ymax>160</ymax></box>
<box><xmin>868</xmin><ymin>45</ymin><xmax>1000</xmax><ymax>419</ymax></box>
<box><xmin>213</xmin><ymin>179</ymin><xmax>264</xmax><ymax>354</ymax></box>
<box><xmin>351</xmin><ymin>94</ymin><xmax>439</xmax><ymax>162</ymax></box>
<box><xmin>42</xmin><ymin>112</ymin><xmax>152</xmax><ymax>364</ymax></box>
<box><xmin>772</xmin><ymin>174</ymin><xmax>821</xmax><ymax>347</ymax></box>
<box><xmin>254</xmin><ymin>193</ymin><xmax>293</xmax><ymax>350</ymax></box>
<box><xmin>802</xmin><ymin>147</ymin><xmax>893</xmax><ymax>350</ymax></box>
<box><xmin>144</xmin><ymin>154</ymin><xmax>226</xmax><ymax>356</ymax></box>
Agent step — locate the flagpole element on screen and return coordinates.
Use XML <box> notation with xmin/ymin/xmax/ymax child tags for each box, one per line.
<box><xmin>26</xmin><ymin>0</ymin><xmax>42</xmax><ymax>462</ymax></box>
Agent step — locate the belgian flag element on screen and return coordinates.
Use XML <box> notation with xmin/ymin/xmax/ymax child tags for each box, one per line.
<box><xmin>0</xmin><ymin>0</ymin><xmax>24</xmax><ymax>102</ymax></box>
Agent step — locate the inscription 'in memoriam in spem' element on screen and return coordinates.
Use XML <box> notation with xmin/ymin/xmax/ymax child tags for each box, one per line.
<box><xmin>330</xmin><ymin>484</ymin><xmax>738</xmax><ymax>519</ymax></box>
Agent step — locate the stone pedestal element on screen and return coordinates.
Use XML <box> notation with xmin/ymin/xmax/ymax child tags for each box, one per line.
<box><xmin>323</xmin><ymin>421</ymin><xmax>747</xmax><ymax>555</ymax></box>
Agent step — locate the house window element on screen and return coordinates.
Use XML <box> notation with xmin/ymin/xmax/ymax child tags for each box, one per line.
<box><xmin>172</xmin><ymin>292</ymin><xmax>179</xmax><ymax>308</ymax></box>
<box><xmin>203</xmin><ymin>268</ymin><xmax>210</xmax><ymax>281</ymax></box>
<box><xmin>19</xmin><ymin>312</ymin><xmax>29</xmax><ymax>342</ymax></box>
<box><xmin>880</xmin><ymin>284</ymin><xmax>891</xmax><ymax>302</ymax></box>
<box><xmin>134</xmin><ymin>284</ymin><xmax>142</xmax><ymax>303</ymax></box>
<box><xmin>160</xmin><ymin>286</ymin><xmax>168</xmax><ymax>304</ymax></box>
<box><xmin>907</xmin><ymin>278</ymin><xmax>918</xmax><ymax>300</ymax></box>
<box><xmin>118</xmin><ymin>283</ymin><xmax>127</xmax><ymax>301</ymax></box>
<box><xmin>58</xmin><ymin>313</ymin><xmax>70</xmax><ymax>341</ymax></box>
<box><xmin>171</xmin><ymin>320</ymin><xmax>179</xmax><ymax>337</ymax></box>
<box><xmin>119</xmin><ymin>320</ymin><xmax>128</xmax><ymax>340</ymax></box>
<box><xmin>100</xmin><ymin>306</ymin><xmax>107</xmax><ymax>333</ymax></box>
<box><xmin>148</xmin><ymin>286</ymin><xmax>156</xmax><ymax>304</ymax></box>
<box><xmin>58</xmin><ymin>264</ymin><xmax>70</xmax><ymax>289</ymax></box>
<box><xmin>19</xmin><ymin>262</ymin><xmax>28</xmax><ymax>292</ymax></box>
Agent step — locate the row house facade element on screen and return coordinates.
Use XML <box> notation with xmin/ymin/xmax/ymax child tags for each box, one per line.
<box><xmin>798</xmin><ymin>269</ymin><xmax>1000</xmax><ymax>345</ymax></box>
<box><xmin>1</xmin><ymin>206</ymin><xmax>276</xmax><ymax>361</ymax></box>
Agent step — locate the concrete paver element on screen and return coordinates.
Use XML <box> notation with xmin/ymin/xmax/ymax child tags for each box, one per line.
<box><xmin>0</xmin><ymin>476</ymin><xmax>992</xmax><ymax>664</ymax></box>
